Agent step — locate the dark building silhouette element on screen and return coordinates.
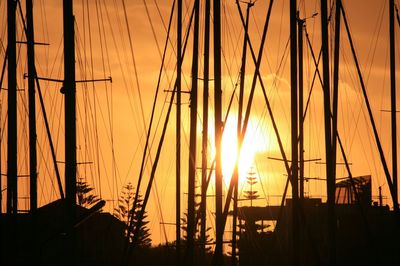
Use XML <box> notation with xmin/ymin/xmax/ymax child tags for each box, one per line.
<box><xmin>236</xmin><ymin>176</ymin><xmax>400</xmax><ymax>266</ymax></box>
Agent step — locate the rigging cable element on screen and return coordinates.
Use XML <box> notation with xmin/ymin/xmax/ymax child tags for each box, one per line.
<box><xmin>341</xmin><ymin>3</ymin><xmax>397</xmax><ymax>210</ymax></box>
<box><xmin>121</xmin><ymin>0</ymin><xmax>148</xmax><ymax>134</ymax></box>
<box><xmin>124</xmin><ymin>3</ymin><xmax>195</xmax><ymax>260</ymax></box>
<box><xmin>16</xmin><ymin>1</ymin><xmax>65</xmax><ymax>200</ymax></box>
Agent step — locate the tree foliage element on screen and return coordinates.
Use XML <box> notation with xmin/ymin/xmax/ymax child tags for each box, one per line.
<box><xmin>76</xmin><ymin>178</ymin><xmax>101</xmax><ymax>207</ymax></box>
<box><xmin>180</xmin><ymin>190</ymin><xmax>213</xmax><ymax>254</ymax></box>
<box><xmin>243</xmin><ymin>167</ymin><xmax>260</xmax><ymax>206</ymax></box>
<box><xmin>113</xmin><ymin>182</ymin><xmax>151</xmax><ymax>247</ymax></box>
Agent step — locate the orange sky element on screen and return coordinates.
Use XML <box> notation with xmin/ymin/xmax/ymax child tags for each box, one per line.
<box><xmin>0</xmin><ymin>0</ymin><xmax>399</xmax><ymax>245</ymax></box>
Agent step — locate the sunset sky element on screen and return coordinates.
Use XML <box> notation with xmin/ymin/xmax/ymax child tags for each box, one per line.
<box><xmin>0</xmin><ymin>0</ymin><xmax>399</xmax><ymax>245</ymax></box>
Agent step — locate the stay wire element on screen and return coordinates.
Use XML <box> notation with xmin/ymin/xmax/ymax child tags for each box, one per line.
<box><xmin>138</xmin><ymin>0</ymin><xmax>177</xmax><ymax>246</ymax></box>
<box><xmin>16</xmin><ymin>0</ymin><xmax>65</xmax><ymax>199</ymax></box>
<box><xmin>124</xmin><ymin>2</ymin><xmax>195</xmax><ymax>260</ymax></box>
<box><xmin>121</xmin><ymin>0</ymin><xmax>148</xmax><ymax>132</ymax></box>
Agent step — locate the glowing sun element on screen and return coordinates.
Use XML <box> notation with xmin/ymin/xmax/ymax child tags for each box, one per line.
<box><xmin>219</xmin><ymin>118</ymin><xmax>268</xmax><ymax>185</ymax></box>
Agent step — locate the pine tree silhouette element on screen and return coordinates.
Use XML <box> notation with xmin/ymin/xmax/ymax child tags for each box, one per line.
<box><xmin>76</xmin><ymin>177</ymin><xmax>101</xmax><ymax>207</ymax></box>
<box><xmin>243</xmin><ymin>167</ymin><xmax>259</xmax><ymax>207</ymax></box>
<box><xmin>181</xmin><ymin>185</ymin><xmax>213</xmax><ymax>253</ymax></box>
<box><xmin>113</xmin><ymin>182</ymin><xmax>151</xmax><ymax>247</ymax></box>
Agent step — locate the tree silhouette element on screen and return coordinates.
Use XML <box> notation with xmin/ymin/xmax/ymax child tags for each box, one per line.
<box><xmin>76</xmin><ymin>177</ymin><xmax>101</xmax><ymax>207</ymax></box>
<box><xmin>181</xmin><ymin>189</ymin><xmax>213</xmax><ymax>254</ymax></box>
<box><xmin>243</xmin><ymin>167</ymin><xmax>259</xmax><ymax>207</ymax></box>
<box><xmin>113</xmin><ymin>182</ymin><xmax>151</xmax><ymax>247</ymax></box>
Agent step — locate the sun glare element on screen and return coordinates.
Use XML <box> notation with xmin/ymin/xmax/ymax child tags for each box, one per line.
<box><xmin>218</xmin><ymin>118</ymin><xmax>268</xmax><ymax>186</ymax></box>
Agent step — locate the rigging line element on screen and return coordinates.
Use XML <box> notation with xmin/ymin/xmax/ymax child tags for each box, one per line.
<box><xmin>220</xmin><ymin>31</ymin><xmax>242</xmax><ymax>97</ymax></box>
<box><xmin>84</xmin><ymin>2</ymin><xmax>95</xmax><ymax>185</ymax></box>
<box><xmin>336</xmin><ymin>132</ymin><xmax>372</xmax><ymax>242</ymax></box>
<box><xmin>138</xmin><ymin>0</ymin><xmax>177</xmax><ymax>247</ymax></box>
<box><xmin>341</xmin><ymin>3</ymin><xmax>398</xmax><ymax>210</ymax></box>
<box><xmin>0</xmin><ymin>38</ymin><xmax>6</xmax><ymax>55</ymax></box>
<box><xmin>75</xmin><ymin>17</ymin><xmax>103</xmax><ymax>190</ymax></box>
<box><xmin>36</xmin><ymin>142</ymin><xmax>58</xmax><ymax>203</ymax></box>
<box><xmin>101</xmin><ymin>1</ymin><xmax>139</xmax><ymax>149</ymax></box>
<box><xmin>305</xmin><ymin>17</ymin><xmax>375</xmax><ymax>241</ymax></box>
<box><xmin>124</xmin><ymin>71</ymin><xmax>176</xmax><ymax>266</ymax></box>
<box><xmin>85</xmin><ymin>0</ymin><xmax>102</xmax><ymax>197</ymax></box>
<box><xmin>16</xmin><ymin>0</ymin><xmax>65</xmax><ymax>199</ymax></box>
<box><xmin>153</xmin><ymin>0</ymin><xmax>169</xmax><ymax>35</ymax></box>
<box><xmin>249</xmin><ymin>3</ymin><xmax>274</xmax><ymax>74</ymax></box>
<box><xmin>364</xmin><ymin>1</ymin><xmax>385</xmax><ymax>85</ymax></box>
<box><xmin>34</xmin><ymin>74</ymin><xmax>64</xmax><ymax>199</ymax></box>
<box><xmin>121</xmin><ymin>0</ymin><xmax>147</xmax><ymax>132</ymax></box>
<box><xmin>125</xmin><ymin>2</ymin><xmax>194</xmax><ymax>257</ymax></box>
<box><xmin>310</xmin><ymin>10</ymin><xmax>373</xmax><ymax>244</ymax></box>
<box><xmin>303</xmin><ymin>28</ymin><xmax>323</xmax><ymax>120</ymax></box>
<box><xmin>193</xmin><ymin>72</ymin><xmax>240</xmax><ymax>228</ymax></box>
<box><xmin>142</xmin><ymin>0</ymin><xmax>162</xmax><ymax>59</ymax></box>
<box><xmin>339</xmin><ymin>48</ymin><xmax>371</xmax><ymax>160</ymax></box>
<box><xmin>0</xmin><ymin>48</ymin><xmax>7</xmax><ymax>91</ymax></box>
<box><xmin>192</xmin><ymin>72</ymin><xmax>242</xmax><ymax>230</ymax></box>
<box><xmin>219</xmin><ymin>0</ymin><xmax>276</xmax><ymax>233</ymax></box>
<box><xmin>143</xmin><ymin>1</ymin><xmax>173</xmax><ymax>88</ymax></box>
<box><xmin>134</xmin><ymin>0</ymin><xmax>196</xmax><ymax>196</ymax></box>
<box><xmin>100</xmin><ymin>0</ymin><xmax>127</xmax><ymax>199</ymax></box>
<box><xmin>221</xmin><ymin>2</ymin><xmax>243</xmax><ymax>82</ymax></box>
<box><xmin>234</xmin><ymin>6</ymin><xmax>322</xmax><ymax>260</ymax></box>
<box><xmin>128</xmin><ymin>0</ymin><xmax>193</xmax><ymax>224</ymax></box>
<box><xmin>396</xmin><ymin>3</ymin><xmax>400</xmax><ymax>26</ymax></box>
<box><xmin>94</xmin><ymin>0</ymin><xmax>113</xmax><ymax>195</ymax></box>
<box><xmin>152</xmin><ymin>172</ymin><xmax>169</xmax><ymax>244</ymax></box>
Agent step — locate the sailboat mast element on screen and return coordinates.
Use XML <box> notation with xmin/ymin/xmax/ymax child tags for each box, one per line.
<box><xmin>63</xmin><ymin>0</ymin><xmax>76</xmax><ymax>224</ymax></box>
<box><xmin>176</xmin><ymin>0</ymin><xmax>182</xmax><ymax>261</ymax></box>
<box><xmin>213</xmin><ymin>0</ymin><xmax>223</xmax><ymax>263</ymax></box>
<box><xmin>232</xmin><ymin>3</ymin><xmax>251</xmax><ymax>264</ymax></box>
<box><xmin>201</xmin><ymin>0</ymin><xmax>211</xmax><ymax>259</ymax></box>
<box><xmin>63</xmin><ymin>1</ymin><xmax>76</xmax><ymax>263</ymax></box>
<box><xmin>26</xmin><ymin>0</ymin><xmax>37</xmax><ymax>212</ymax></box>
<box><xmin>389</xmin><ymin>0</ymin><xmax>398</xmax><ymax>209</ymax></box>
<box><xmin>321</xmin><ymin>0</ymin><xmax>336</xmax><ymax>264</ymax></box>
<box><xmin>7</xmin><ymin>0</ymin><xmax>17</xmax><ymax>214</ymax></box>
<box><xmin>187</xmin><ymin>0</ymin><xmax>200</xmax><ymax>263</ymax></box>
<box><xmin>289</xmin><ymin>0</ymin><xmax>299</xmax><ymax>264</ymax></box>
<box><xmin>298</xmin><ymin>12</ymin><xmax>304</xmax><ymax>201</ymax></box>
<box><xmin>332</xmin><ymin>0</ymin><xmax>341</xmax><ymax>199</ymax></box>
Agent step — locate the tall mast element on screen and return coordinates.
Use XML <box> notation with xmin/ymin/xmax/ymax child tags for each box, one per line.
<box><xmin>63</xmin><ymin>0</ymin><xmax>76</xmax><ymax>235</ymax></box>
<box><xmin>26</xmin><ymin>0</ymin><xmax>37</xmax><ymax>212</ymax></box>
<box><xmin>321</xmin><ymin>0</ymin><xmax>336</xmax><ymax>264</ymax></box>
<box><xmin>7</xmin><ymin>0</ymin><xmax>17</xmax><ymax>214</ymax></box>
<box><xmin>232</xmin><ymin>3</ymin><xmax>251</xmax><ymax>264</ymax></box>
<box><xmin>200</xmin><ymin>0</ymin><xmax>211</xmax><ymax>260</ymax></box>
<box><xmin>332</xmin><ymin>0</ymin><xmax>341</xmax><ymax>201</ymax></box>
<box><xmin>341</xmin><ymin>3</ymin><xmax>398</xmax><ymax>210</ymax></box>
<box><xmin>289</xmin><ymin>0</ymin><xmax>299</xmax><ymax>265</ymax></box>
<box><xmin>389</xmin><ymin>0</ymin><xmax>398</xmax><ymax>210</ymax></box>
<box><xmin>213</xmin><ymin>0</ymin><xmax>223</xmax><ymax>263</ymax></box>
<box><xmin>298</xmin><ymin>12</ymin><xmax>304</xmax><ymax>201</ymax></box>
<box><xmin>176</xmin><ymin>0</ymin><xmax>182</xmax><ymax>261</ymax></box>
<box><xmin>187</xmin><ymin>0</ymin><xmax>200</xmax><ymax>263</ymax></box>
